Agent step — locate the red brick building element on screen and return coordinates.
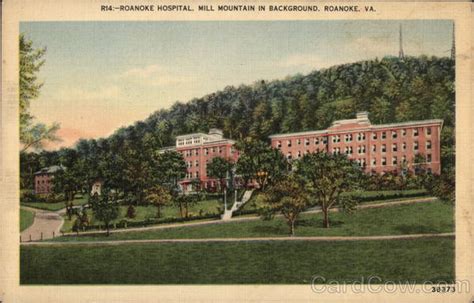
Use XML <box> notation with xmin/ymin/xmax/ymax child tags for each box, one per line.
<box><xmin>163</xmin><ymin>129</ymin><xmax>239</xmax><ymax>191</ymax></box>
<box><xmin>269</xmin><ymin>112</ymin><xmax>443</xmax><ymax>175</ymax></box>
<box><xmin>34</xmin><ymin>165</ymin><xmax>64</xmax><ymax>194</ymax></box>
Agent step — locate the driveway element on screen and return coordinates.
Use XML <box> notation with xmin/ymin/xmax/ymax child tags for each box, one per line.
<box><xmin>20</xmin><ymin>207</ymin><xmax>64</xmax><ymax>241</ymax></box>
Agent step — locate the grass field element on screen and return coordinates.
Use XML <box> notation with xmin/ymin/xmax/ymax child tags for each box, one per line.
<box><xmin>20</xmin><ymin>237</ymin><xmax>454</xmax><ymax>284</ymax></box>
<box><xmin>20</xmin><ymin>209</ymin><xmax>35</xmax><ymax>232</ymax></box>
<box><xmin>21</xmin><ymin>195</ymin><xmax>89</xmax><ymax>211</ymax></box>
<box><xmin>55</xmin><ymin>200</ymin><xmax>453</xmax><ymax>242</ymax></box>
<box><xmin>60</xmin><ymin>199</ymin><xmax>222</xmax><ymax>232</ymax></box>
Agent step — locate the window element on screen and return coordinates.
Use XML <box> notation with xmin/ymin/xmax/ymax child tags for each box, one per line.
<box><xmin>402</xmin><ymin>142</ymin><xmax>407</xmax><ymax>151</ymax></box>
<box><xmin>414</xmin><ymin>141</ymin><xmax>419</xmax><ymax>151</ymax></box>
<box><xmin>195</xmin><ymin>149</ymin><xmax>199</xmax><ymax>156</ymax></box>
<box><xmin>322</xmin><ymin>137</ymin><xmax>328</xmax><ymax>144</ymax></box>
<box><xmin>426</xmin><ymin>127</ymin><xmax>432</xmax><ymax>135</ymax></box>
<box><xmin>392</xmin><ymin>143</ymin><xmax>397</xmax><ymax>152</ymax></box>
<box><xmin>357</xmin><ymin>133</ymin><xmax>365</xmax><ymax>141</ymax></box>
<box><xmin>314</xmin><ymin>137</ymin><xmax>320</xmax><ymax>145</ymax></box>
<box><xmin>392</xmin><ymin>156</ymin><xmax>398</xmax><ymax>166</ymax></box>
<box><xmin>297</xmin><ymin>151</ymin><xmax>302</xmax><ymax>158</ymax></box>
<box><xmin>345</xmin><ymin>147</ymin><xmax>353</xmax><ymax>155</ymax></box>
<box><xmin>426</xmin><ymin>140</ymin><xmax>432</xmax><ymax>149</ymax></box>
<box><xmin>371</xmin><ymin>159</ymin><xmax>376</xmax><ymax>167</ymax></box>
<box><xmin>195</xmin><ymin>171</ymin><xmax>199</xmax><ymax>178</ymax></box>
<box><xmin>427</xmin><ymin>154</ymin><xmax>432</xmax><ymax>163</ymax></box>
<box><xmin>287</xmin><ymin>140</ymin><xmax>292</xmax><ymax>147</ymax></box>
<box><xmin>381</xmin><ymin>132</ymin><xmax>386</xmax><ymax>139</ymax></box>
<box><xmin>413</xmin><ymin>129</ymin><xmax>419</xmax><ymax>137</ymax></box>
<box><xmin>392</xmin><ymin>131</ymin><xmax>397</xmax><ymax>139</ymax></box>
<box><xmin>297</xmin><ymin>139</ymin><xmax>301</xmax><ymax>145</ymax></box>
<box><xmin>381</xmin><ymin>144</ymin><xmax>386</xmax><ymax>153</ymax></box>
<box><xmin>402</xmin><ymin>129</ymin><xmax>407</xmax><ymax>136</ymax></box>
<box><xmin>382</xmin><ymin>157</ymin><xmax>387</xmax><ymax>166</ymax></box>
<box><xmin>402</xmin><ymin>155</ymin><xmax>407</xmax><ymax>163</ymax></box>
<box><xmin>204</xmin><ymin>148</ymin><xmax>208</xmax><ymax>155</ymax></box>
<box><xmin>332</xmin><ymin>135</ymin><xmax>340</xmax><ymax>143</ymax></box>
<box><xmin>287</xmin><ymin>153</ymin><xmax>292</xmax><ymax>160</ymax></box>
<box><xmin>372</xmin><ymin>133</ymin><xmax>377</xmax><ymax>140</ymax></box>
<box><xmin>372</xmin><ymin>145</ymin><xmax>376</xmax><ymax>152</ymax></box>
<box><xmin>305</xmin><ymin>138</ymin><xmax>310</xmax><ymax>146</ymax></box>
<box><xmin>218</xmin><ymin>147</ymin><xmax>223</xmax><ymax>153</ymax></box>
<box><xmin>212</xmin><ymin>147</ymin><xmax>216</xmax><ymax>153</ymax></box>
<box><xmin>195</xmin><ymin>160</ymin><xmax>199</xmax><ymax>167</ymax></box>
<box><xmin>345</xmin><ymin>134</ymin><xmax>353</xmax><ymax>142</ymax></box>
<box><xmin>358</xmin><ymin>145</ymin><xmax>366</xmax><ymax>154</ymax></box>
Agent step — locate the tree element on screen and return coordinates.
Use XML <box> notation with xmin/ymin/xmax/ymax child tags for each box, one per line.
<box><xmin>296</xmin><ymin>152</ymin><xmax>362</xmax><ymax>228</ymax></box>
<box><xmin>424</xmin><ymin>167</ymin><xmax>455</xmax><ymax>204</ymax></box>
<box><xmin>256</xmin><ymin>176</ymin><xmax>310</xmax><ymax>236</ymax></box>
<box><xmin>155</xmin><ymin>150</ymin><xmax>187</xmax><ymax>194</ymax></box>
<box><xmin>20</xmin><ymin>33</ymin><xmax>60</xmax><ymax>152</ymax></box>
<box><xmin>145</xmin><ymin>185</ymin><xmax>172</xmax><ymax>218</ymax></box>
<box><xmin>235</xmin><ymin>138</ymin><xmax>287</xmax><ymax>189</ymax></box>
<box><xmin>206</xmin><ymin>157</ymin><xmax>234</xmax><ymax>192</ymax></box>
<box><xmin>174</xmin><ymin>193</ymin><xmax>202</xmax><ymax>218</ymax></box>
<box><xmin>89</xmin><ymin>192</ymin><xmax>119</xmax><ymax>236</ymax></box>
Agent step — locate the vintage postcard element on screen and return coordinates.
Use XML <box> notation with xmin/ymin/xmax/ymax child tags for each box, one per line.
<box><xmin>1</xmin><ymin>0</ymin><xmax>472</xmax><ymax>302</ymax></box>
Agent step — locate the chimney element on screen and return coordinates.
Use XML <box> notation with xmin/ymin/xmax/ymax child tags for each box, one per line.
<box><xmin>356</xmin><ymin>112</ymin><xmax>370</xmax><ymax>122</ymax></box>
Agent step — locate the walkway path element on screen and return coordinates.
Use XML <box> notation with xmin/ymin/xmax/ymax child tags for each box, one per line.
<box><xmin>20</xmin><ymin>206</ymin><xmax>64</xmax><ymax>241</ymax></box>
<box><xmin>21</xmin><ymin>232</ymin><xmax>454</xmax><ymax>246</ymax></box>
<box><xmin>59</xmin><ymin>196</ymin><xmax>438</xmax><ymax>237</ymax></box>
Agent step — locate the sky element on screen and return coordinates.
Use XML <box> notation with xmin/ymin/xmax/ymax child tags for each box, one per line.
<box><xmin>20</xmin><ymin>20</ymin><xmax>453</xmax><ymax>150</ymax></box>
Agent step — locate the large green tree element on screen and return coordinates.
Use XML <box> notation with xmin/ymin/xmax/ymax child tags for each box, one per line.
<box><xmin>206</xmin><ymin>157</ymin><xmax>234</xmax><ymax>192</ymax></box>
<box><xmin>296</xmin><ymin>152</ymin><xmax>362</xmax><ymax>228</ymax></box>
<box><xmin>89</xmin><ymin>192</ymin><xmax>119</xmax><ymax>236</ymax></box>
<box><xmin>145</xmin><ymin>184</ymin><xmax>172</xmax><ymax>218</ymax></box>
<box><xmin>256</xmin><ymin>176</ymin><xmax>310</xmax><ymax>236</ymax></box>
<box><xmin>235</xmin><ymin>138</ymin><xmax>287</xmax><ymax>189</ymax></box>
<box><xmin>20</xmin><ymin>33</ymin><xmax>60</xmax><ymax>152</ymax></box>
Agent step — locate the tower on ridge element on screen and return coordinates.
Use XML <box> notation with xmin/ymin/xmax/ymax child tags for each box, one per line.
<box><xmin>399</xmin><ymin>24</ymin><xmax>405</xmax><ymax>60</ymax></box>
<box><xmin>451</xmin><ymin>22</ymin><xmax>455</xmax><ymax>61</ymax></box>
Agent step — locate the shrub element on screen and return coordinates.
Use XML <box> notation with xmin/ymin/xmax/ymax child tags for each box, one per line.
<box><xmin>126</xmin><ymin>205</ymin><xmax>136</xmax><ymax>218</ymax></box>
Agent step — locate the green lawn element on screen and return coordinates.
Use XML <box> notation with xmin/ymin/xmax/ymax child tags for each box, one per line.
<box><xmin>55</xmin><ymin>200</ymin><xmax>453</xmax><ymax>242</ymax></box>
<box><xmin>20</xmin><ymin>209</ymin><xmax>35</xmax><ymax>232</ymax></box>
<box><xmin>21</xmin><ymin>195</ymin><xmax>89</xmax><ymax>211</ymax></box>
<box><xmin>60</xmin><ymin>199</ymin><xmax>222</xmax><ymax>232</ymax></box>
<box><xmin>20</xmin><ymin>237</ymin><xmax>454</xmax><ymax>284</ymax></box>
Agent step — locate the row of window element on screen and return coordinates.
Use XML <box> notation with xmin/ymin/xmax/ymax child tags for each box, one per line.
<box><xmin>36</xmin><ymin>180</ymin><xmax>50</xmax><ymax>185</ymax></box>
<box><xmin>177</xmin><ymin>136</ymin><xmax>203</xmax><ymax>146</ymax></box>
<box><xmin>276</xmin><ymin>137</ymin><xmax>328</xmax><ymax>148</ymax></box>
<box><xmin>276</xmin><ymin>127</ymin><xmax>432</xmax><ymax>149</ymax></box>
<box><xmin>334</xmin><ymin>141</ymin><xmax>431</xmax><ymax>155</ymax></box>
<box><xmin>182</xmin><ymin>146</ymin><xmax>235</xmax><ymax>157</ymax></box>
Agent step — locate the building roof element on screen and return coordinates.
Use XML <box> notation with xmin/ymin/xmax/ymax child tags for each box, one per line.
<box><xmin>34</xmin><ymin>165</ymin><xmax>65</xmax><ymax>175</ymax></box>
<box><xmin>269</xmin><ymin>113</ymin><xmax>443</xmax><ymax>139</ymax></box>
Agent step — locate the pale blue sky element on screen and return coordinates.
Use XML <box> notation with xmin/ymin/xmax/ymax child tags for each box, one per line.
<box><xmin>20</xmin><ymin>20</ymin><xmax>453</xmax><ymax>149</ymax></box>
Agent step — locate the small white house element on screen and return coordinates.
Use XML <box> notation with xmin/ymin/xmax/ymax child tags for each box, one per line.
<box><xmin>90</xmin><ymin>180</ymin><xmax>103</xmax><ymax>196</ymax></box>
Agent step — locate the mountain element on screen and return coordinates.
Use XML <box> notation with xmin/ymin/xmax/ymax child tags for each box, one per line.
<box><xmin>119</xmin><ymin>55</ymin><xmax>454</xmax><ymax>147</ymax></box>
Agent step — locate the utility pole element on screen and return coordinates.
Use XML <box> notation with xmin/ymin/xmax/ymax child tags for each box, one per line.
<box><xmin>399</xmin><ymin>24</ymin><xmax>405</xmax><ymax>60</ymax></box>
<box><xmin>451</xmin><ymin>22</ymin><xmax>455</xmax><ymax>61</ymax></box>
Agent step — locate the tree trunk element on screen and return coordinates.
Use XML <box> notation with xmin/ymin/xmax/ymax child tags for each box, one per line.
<box><xmin>106</xmin><ymin>223</ymin><xmax>110</xmax><ymax>236</ymax></box>
<box><xmin>289</xmin><ymin>219</ymin><xmax>295</xmax><ymax>236</ymax></box>
<box><xmin>156</xmin><ymin>206</ymin><xmax>161</xmax><ymax>218</ymax></box>
<box><xmin>323</xmin><ymin>209</ymin><xmax>330</xmax><ymax>228</ymax></box>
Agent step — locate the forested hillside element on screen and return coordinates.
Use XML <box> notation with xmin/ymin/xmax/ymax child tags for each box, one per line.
<box><xmin>21</xmin><ymin>55</ymin><xmax>455</xmax><ymax>189</ymax></box>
